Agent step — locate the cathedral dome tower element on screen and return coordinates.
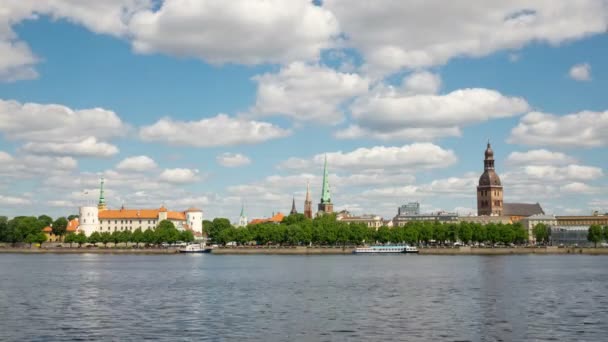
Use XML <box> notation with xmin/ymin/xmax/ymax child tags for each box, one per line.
<box><xmin>477</xmin><ymin>142</ymin><xmax>503</xmax><ymax>216</ymax></box>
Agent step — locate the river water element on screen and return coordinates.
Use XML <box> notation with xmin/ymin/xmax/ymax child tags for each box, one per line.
<box><xmin>1</xmin><ymin>254</ymin><xmax>607</xmax><ymax>341</ymax></box>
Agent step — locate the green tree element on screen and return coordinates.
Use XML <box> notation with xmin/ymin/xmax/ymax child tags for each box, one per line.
<box><xmin>282</xmin><ymin>213</ymin><xmax>307</xmax><ymax>225</ymax></box>
<box><xmin>588</xmin><ymin>224</ymin><xmax>603</xmax><ymax>248</ymax></box>
<box><xmin>459</xmin><ymin>223</ymin><xmax>473</xmax><ymax>245</ymax></box>
<box><xmin>157</xmin><ymin>220</ymin><xmax>176</xmax><ymax>231</ymax></box>
<box><xmin>121</xmin><ymin>230</ymin><xmax>133</xmax><ymax>246</ymax></box>
<box><xmin>52</xmin><ymin>217</ymin><xmax>68</xmax><ymax>237</ymax></box>
<box><xmin>235</xmin><ymin>227</ymin><xmax>252</xmax><ymax>245</ymax></box>
<box><xmin>143</xmin><ymin>229</ymin><xmax>156</xmax><ymax>246</ymax></box>
<box><xmin>76</xmin><ymin>232</ymin><xmax>87</xmax><ymax>247</ymax></box>
<box><xmin>7</xmin><ymin>216</ymin><xmax>44</xmax><ymax>243</ymax></box>
<box><xmin>375</xmin><ymin>226</ymin><xmax>391</xmax><ymax>244</ymax></box>
<box><xmin>64</xmin><ymin>233</ymin><xmax>76</xmax><ymax>247</ymax></box>
<box><xmin>433</xmin><ymin>223</ymin><xmax>447</xmax><ymax>245</ymax></box>
<box><xmin>67</xmin><ymin>214</ymin><xmax>79</xmax><ymax>221</ymax></box>
<box><xmin>132</xmin><ymin>228</ymin><xmax>144</xmax><ymax>247</ymax></box>
<box><xmin>38</xmin><ymin>215</ymin><xmax>53</xmax><ymax>227</ymax></box>
<box><xmin>26</xmin><ymin>232</ymin><xmax>46</xmax><ymax>247</ymax></box>
<box><xmin>180</xmin><ymin>230</ymin><xmax>195</xmax><ymax>243</ymax></box>
<box><xmin>88</xmin><ymin>232</ymin><xmax>101</xmax><ymax>245</ymax></box>
<box><xmin>419</xmin><ymin>224</ymin><xmax>433</xmax><ymax>244</ymax></box>
<box><xmin>111</xmin><ymin>231</ymin><xmax>122</xmax><ymax>246</ymax></box>
<box><xmin>533</xmin><ymin>223</ymin><xmax>549</xmax><ymax>245</ymax></box>
<box><xmin>100</xmin><ymin>232</ymin><xmax>112</xmax><ymax>247</ymax></box>
<box><xmin>602</xmin><ymin>225</ymin><xmax>608</xmax><ymax>243</ymax></box>
<box><xmin>0</xmin><ymin>216</ymin><xmax>9</xmax><ymax>242</ymax></box>
<box><xmin>486</xmin><ymin>224</ymin><xmax>500</xmax><ymax>245</ymax></box>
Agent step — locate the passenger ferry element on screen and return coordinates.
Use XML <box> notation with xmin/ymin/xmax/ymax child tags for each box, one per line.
<box><xmin>178</xmin><ymin>243</ymin><xmax>212</xmax><ymax>254</ymax></box>
<box><xmin>354</xmin><ymin>245</ymin><xmax>418</xmax><ymax>254</ymax></box>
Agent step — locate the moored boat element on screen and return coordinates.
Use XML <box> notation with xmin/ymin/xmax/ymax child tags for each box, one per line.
<box><xmin>354</xmin><ymin>245</ymin><xmax>418</xmax><ymax>254</ymax></box>
<box><xmin>179</xmin><ymin>243</ymin><xmax>212</xmax><ymax>253</ymax></box>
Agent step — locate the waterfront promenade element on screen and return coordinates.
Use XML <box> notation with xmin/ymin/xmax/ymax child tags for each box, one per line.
<box><xmin>3</xmin><ymin>245</ymin><xmax>608</xmax><ymax>255</ymax></box>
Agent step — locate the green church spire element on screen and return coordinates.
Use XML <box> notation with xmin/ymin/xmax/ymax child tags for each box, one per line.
<box><xmin>320</xmin><ymin>155</ymin><xmax>331</xmax><ymax>204</ymax></box>
<box><xmin>98</xmin><ymin>176</ymin><xmax>107</xmax><ymax>210</ymax></box>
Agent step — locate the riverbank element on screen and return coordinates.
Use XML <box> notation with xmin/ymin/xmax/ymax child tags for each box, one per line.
<box><xmin>0</xmin><ymin>247</ymin><xmax>179</xmax><ymax>254</ymax></box>
<box><xmin>2</xmin><ymin>246</ymin><xmax>608</xmax><ymax>255</ymax></box>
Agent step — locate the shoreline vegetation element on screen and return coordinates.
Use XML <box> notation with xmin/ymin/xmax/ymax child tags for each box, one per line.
<box><xmin>2</xmin><ymin>246</ymin><xmax>608</xmax><ymax>255</ymax></box>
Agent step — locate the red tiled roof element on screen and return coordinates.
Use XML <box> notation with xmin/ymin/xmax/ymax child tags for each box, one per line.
<box><xmin>42</xmin><ymin>226</ymin><xmax>52</xmax><ymax>233</ymax></box>
<box><xmin>98</xmin><ymin>207</ymin><xmax>187</xmax><ymax>221</ymax></box>
<box><xmin>67</xmin><ymin>218</ymin><xmax>79</xmax><ymax>232</ymax></box>
<box><xmin>250</xmin><ymin>212</ymin><xmax>285</xmax><ymax>225</ymax></box>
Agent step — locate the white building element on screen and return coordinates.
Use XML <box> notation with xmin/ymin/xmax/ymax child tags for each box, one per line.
<box><xmin>77</xmin><ymin>178</ymin><xmax>204</xmax><ymax>237</ymax></box>
<box><xmin>336</xmin><ymin>210</ymin><xmax>384</xmax><ymax>230</ymax></box>
<box><xmin>520</xmin><ymin>214</ymin><xmax>557</xmax><ymax>244</ymax></box>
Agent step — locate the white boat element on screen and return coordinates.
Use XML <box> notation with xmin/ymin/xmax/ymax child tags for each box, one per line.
<box><xmin>354</xmin><ymin>245</ymin><xmax>419</xmax><ymax>254</ymax></box>
<box><xmin>178</xmin><ymin>243</ymin><xmax>211</xmax><ymax>253</ymax></box>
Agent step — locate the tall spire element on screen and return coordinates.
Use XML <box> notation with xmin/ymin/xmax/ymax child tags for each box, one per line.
<box><xmin>320</xmin><ymin>154</ymin><xmax>331</xmax><ymax>204</ymax></box>
<box><xmin>98</xmin><ymin>177</ymin><xmax>107</xmax><ymax>210</ymax></box>
<box><xmin>304</xmin><ymin>180</ymin><xmax>313</xmax><ymax>219</ymax></box>
<box><xmin>290</xmin><ymin>196</ymin><xmax>298</xmax><ymax>215</ymax></box>
<box><xmin>240</xmin><ymin>203</ymin><xmax>245</xmax><ymax>217</ymax></box>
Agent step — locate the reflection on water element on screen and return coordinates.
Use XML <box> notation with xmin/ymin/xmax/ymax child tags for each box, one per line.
<box><xmin>1</xmin><ymin>254</ymin><xmax>607</xmax><ymax>341</ymax></box>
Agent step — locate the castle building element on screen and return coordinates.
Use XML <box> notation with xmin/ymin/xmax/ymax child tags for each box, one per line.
<box><xmin>304</xmin><ymin>180</ymin><xmax>313</xmax><ymax>219</ymax></box>
<box><xmin>317</xmin><ymin>155</ymin><xmax>333</xmax><ymax>215</ymax></box>
<box><xmin>477</xmin><ymin>142</ymin><xmax>503</xmax><ymax>216</ymax></box>
<box><xmin>290</xmin><ymin>197</ymin><xmax>298</xmax><ymax>215</ymax></box>
<box><xmin>78</xmin><ymin>178</ymin><xmax>203</xmax><ymax>237</ymax></box>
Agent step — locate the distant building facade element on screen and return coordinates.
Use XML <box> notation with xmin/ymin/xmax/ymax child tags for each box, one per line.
<box><xmin>556</xmin><ymin>215</ymin><xmax>608</xmax><ymax>227</ymax></box>
<box><xmin>398</xmin><ymin>202</ymin><xmax>420</xmax><ymax>216</ymax></box>
<box><xmin>336</xmin><ymin>210</ymin><xmax>383</xmax><ymax>229</ymax></box>
<box><xmin>393</xmin><ymin>207</ymin><xmax>458</xmax><ymax>227</ymax></box>
<box><xmin>249</xmin><ymin>212</ymin><xmax>285</xmax><ymax>225</ymax></box>
<box><xmin>458</xmin><ymin>216</ymin><xmax>512</xmax><ymax>225</ymax></box>
<box><xmin>550</xmin><ymin>226</ymin><xmax>592</xmax><ymax>246</ymax></box>
<box><xmin>520</xmin><ymin>214</ymin><xmax>557</xmax><ymax>243</ymax></box>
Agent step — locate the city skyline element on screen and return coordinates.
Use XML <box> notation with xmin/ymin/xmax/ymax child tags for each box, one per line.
<box><xmin>0</xmin><ymin>1</ymin><xmax>607</xmax><ymax>222</ymax></box>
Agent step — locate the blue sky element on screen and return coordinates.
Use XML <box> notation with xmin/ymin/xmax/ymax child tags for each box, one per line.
<box><xmin>0</xmin><ymin>1</ymin><xmax>606</xmax><ymax>221</ymax></box>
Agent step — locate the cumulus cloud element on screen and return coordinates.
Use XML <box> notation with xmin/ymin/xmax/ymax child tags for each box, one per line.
<box><xmin>339</xmin><ymin>73</ymin><xmax>528</xmax><ymax>140</ymax></box>
<box><xmin>139</xmin><ymin>114</ymin><xmax>290</xmax><ymax>147</ymax></box>
<box><xmin>508</xmin><ymin>111</ymin><xmax>608</xmax><ymax>147</ymax></box>
<box><xmin>216</xmin><ymin>153</ymin><xmax>251</xmax><ymax>168</ymax></box>
<box><xmin>363</xmin><ymin>173</ymin><xmax>478</xmax><ymax>199</ymax></box>
<box><xmin>569</xmin><ymin>63</ymin><xmax>591</xmax><ymax>81</ymax></box>
<box><xmin>560</xmin><ymin>182</ymin><xmax>596</xmax><ymax>194</ymax></box>
<box><xmin>251</xmin><ymin>62</ymin><xmax>369</xmax><ymax>124</ymax></box>
<box><xmin>279</xmin><ymin>143</ymin><xmax>457</xmax><ymax>171</ymax></box>
<box><xmin>116</xmin><ymin>155</ymin><xmax>157</xmax><ymax>171</ymax></box>
<box><xmin>0</xmin><ymin>194</ymin><xmax>32</xmax><ymax>206</ymax></box>
<box><xmin>0</xmin><ymin>0</ymin><xmax>152</xmax><ymax>81</ymax></box>
<box><xmin>324</xmin><ymin>0</ymin><xmax>608</xmax><ymax>74</ymax></box>
<box><xmin>129</xmin><ymin>0</ymin><xmax>338</xmax><ymax>65</ymax></box>
<box><xmin>0</xmin><ymin>99</ymin><xmax>126</xmax><ymax>157</ymax></box>
<box><xmin>0</xmin><ymin>151</ymin><xmax>77</xmax><ymax>178</ymax></box>
<box><xmin>159</xmin><ymin>168</ymin><xmax>200</xmax><ymax>184</ymax></box>
<box><xmin>22</xmin><ymin>137</ymin><xmax>119</xmax><ymax>157</ymax></box>
<box><xmin>521</xmin><ymin>165</ymin><xmax>603</xmax><ymax>182</ymax></box>
<box><xmin>505</xmin><ymin>149</ymin><xmax>576</xmax><ymax>166</ymax></box>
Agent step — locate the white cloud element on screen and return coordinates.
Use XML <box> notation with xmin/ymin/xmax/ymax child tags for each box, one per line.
<box><xmin>0</xmin><ymin>99</ymin><xmax>126</xmax><ymax>157</ymax></box>
<box><xmin>508</xmin><ymin>110</ymin><xmax>608</xmax><ymax>147</ymax></box>
<box><xmin>251</xmin><ymin>62</ymin><xmax>368</xmax><ymax>124</ymax></box>
<box><xmin>505</xmin><ymin>149</ymin><xmax>576</xmax><ymax>166</ymax></box>
<box><xmin>569</xmin><ymin>63</ymin><xmax>591</xmax><ymax>81</ymax></box>
<box><xmin>335</xmin><ymin>124</ymin><xmax>461</xmax><ymax>141</ymax></box>
<box><xmin>343</xmin><ymin>73</ymin><xmax>528</xmax><ymax>140</ymax></box>
<box><xmin>351</xmin><ymin>85</ymin><xmax>529</xmax><ymax>131</ymax></box>
<box><xmin>560</xmin><ymin>182</ymin><xmax>596</xmax><ymax>194</ymax></box>
<box><xmin>139</xmin><ymin>114</ymin><xmax>290</xmax><ymax>147</ymax></box>
<box><xmin>47</xmin><ymin>200</ymin><xmax>76</xmax><ymax>208</ymax></box>
<box><xmin>324</xmin><ymin>0</ymin><xmax>608</xmax><ymax>74</ymax></box>
<box><xmin>521</xmin><ymin>165</ymin><xmax>603</xmax><ymax>182</ymax></box>
<box><xmin>363</xmin><ymin>173</ymin><xmax>478</xmax><ymax>199</ymax></box>
<box><xmin>0</xmin><ymin>0</ymin><xmax>152</xmax><ymax>81</ymax></box>
<box><xmin>216</xmin><ymin>153</ymin><xmax>251</xmax><ymax>168</ymax></box>
<box><xmin>279</xmin><ymin>143</ymin><xmax>457</xmax><ymax>171</ymax></box>
<box><xmin>22</xmin><ymin>137</ymin><xmax>119</xmax><ymax>157</ymax></box>
<box><xmin>0</xmin><ymin>194</ymin><xmax>32</xmax><ymax>206</ymax></box>
<box><xmin>0</xmin><ymin>151</ymin><xmax>77</xmax><ymax>178</ymax></box>
<box><xmin>401</xmin><ymin>71</ymin><xmax>442</xmax><ymax>95</ymax></box>
<box><xmin>159</xmin><ymin>168</ymin><xmax>200</xmax><ymax>184</ymax></box>
<box><xmin>116</xmin><ymin>155</ymin><xmax>157</xmax><ymax>171</ymax></box>
<box><xmin>129</xmin><ymin>0</ymin><xmax>338</xmax><ymax>65</ymax></box>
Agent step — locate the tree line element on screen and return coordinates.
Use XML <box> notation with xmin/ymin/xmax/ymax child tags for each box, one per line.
<box><xmin>587</xmin><ymin>224</ymin><xmax>608</xmax><ymax>247</ymax></box>
<box><xmin>0</xmin><ymin>216</ymin><xmax>194</xmax><ymax>247</ymax></box>
<box><xmin>204</xmin><ymin>213</ymin><xmax>530</xmax><ymax>246</ymax></box>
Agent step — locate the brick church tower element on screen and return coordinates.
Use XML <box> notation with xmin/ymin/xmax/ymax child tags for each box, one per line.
<box><xmin>477</xmin><ymin>142</ymin><xmax>503</xmax><ymax>216</ymax></box>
